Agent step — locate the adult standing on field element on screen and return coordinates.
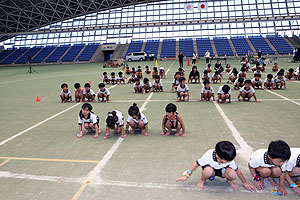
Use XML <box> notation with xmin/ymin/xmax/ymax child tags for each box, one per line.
<box><xmin>205</xmin><ymin>50</ymin><xmax>210</xmax><ymax>64</ymax></box>
<box><xmin>257</xmin><ymin>49</ymin><xmax>262</xmax><ymax>58</ymax></box>
<box><xmin>178</xmin><ymin>52</ymin><xmax>184</xmax><ymax>68</ymax></box>
<box><xmin>192</xmin><ymin>51</ymin><xmax>197</xmax><ymax>64</ymax></box>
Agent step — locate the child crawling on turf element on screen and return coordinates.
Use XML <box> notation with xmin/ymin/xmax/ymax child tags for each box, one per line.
<box><xmin>160</xmin><ymin>103</ymin><xmax>186</xmax><ymax>137</ymax></box>
<box><xmin>176</xmin><ymin>141</ymin><xmax>255</xmax><ymax>191</ymax></box>
<box><xmin>200</xmin><ymin>81</ymin><xmax>215</xmax><ymax>101</ymax></box>
<box><xmin>60</xmin><ymin>83</ymin><xmax>72</xmax><ymax>103</ymax></box>
<box><xmin>104</xmin><ymin>110</ymin><xmax>126</xmax><ymax>140</ymax></box>
<box><xmin>248</xmin><ymin>140</ymin><xmax>291</xmax><ymax>195</ymax></box>
<box><xmin>77</xmin><ymin>103</ymin><xmax>101</xmax><ymax>138</ymax></box>
<box><xmin>74</xmin><ymin>83</ymin><xmax>83</xmax><ymax>102</ymax></box>
<box><xmin>97</xmin><ymin>83</ymin><xmax>110</xmax><ymax>102</ymax></box>
<box><xmin>237</xmin><ymin>80</ymin><xmax>259</xmax><ymax>102</ymax></box>
<box><xmin>282</xmin><ymin>148</ymin><xmax>300</xmax><ymax>196</ymax></box>
<box><xmin>217</xmin><ymin>84</ymin><xmax>231</xmax><ymax>103</ymax></box>
<box><xmin>125</xmin><ymin>103</ymin><xmax>149</xmax><ymax>136</ymax></box>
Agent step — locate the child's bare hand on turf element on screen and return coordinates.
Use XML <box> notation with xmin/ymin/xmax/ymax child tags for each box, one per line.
<box><xmin>176</xmin><ymin>176</ymin><xmax>188</xmax><ymax>182</ymax></box>
<box><xmin>292</xmin><ymin>186</ymin><xmax>300</xmax><ymax>196</ymax></box>
<box><xmin>243</xmin><ymin>181</ymin><xmax>256</xmax><ymax>191</ymax></box>
<box><xmin>255</xmin><ymin>180</ymin><xmax>264</xmax><ymax>189</ymax></box>
<box><xmin>277</xmin><ymin>185</ymin><xmax>287</xmax><ymax>196</ymax></box>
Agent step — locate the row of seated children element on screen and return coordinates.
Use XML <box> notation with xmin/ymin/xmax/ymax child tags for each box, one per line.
<box><xmin>133</xmin><ymin>75</ymin><xmax>164</xmax><ymax>93</ymax></box>
<box><xmin>176</xmin><ymin>140</ymin><xmax>300</xmax><ymax>196</ymax></box>
<box><xmin>60</xmin><ymin>82</ymin><xmax>110</xmax><ymax>103</ymax></box>
<box><xmin>77</xmin><ymin>102</ymin><xmax>186</xmax><ymax>139</ymax></box>
<box><xmin>200</xmin><ymin>80</ymin><xmax>259</xmax><ymax>103</ymax></box>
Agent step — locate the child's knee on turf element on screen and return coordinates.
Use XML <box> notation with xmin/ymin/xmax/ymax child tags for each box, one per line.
<box><xmin>224</xmin><ymin>168</ymin><xmax>237</xmax><ymax>180</ymax></box>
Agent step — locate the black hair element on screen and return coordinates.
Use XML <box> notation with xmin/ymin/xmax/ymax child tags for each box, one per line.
<box><xmin>143</xmin><ymin>77</ymin><xmax>149</xmax><ymax>84</ymax></box>
<box><xmin>138</xmin><ymin>66</ymin><xmax>141</xmax><ymax>69</ymax></box>
<box><xmin>192</xmin><ymin>66</ymin><xmax>197</xmax><ymax>70</ymax></box>
<box><xmin>179</xmin><ymin>68</ymin><xmax>184</xmax><ymax>71</ymax></box>
<box><xmin>153</xmin><ymin>67</ymin><xmax>158</xmax><ymax>72</ymax></box>
<box><xmin>207</xmin><ymin>64</ymin><xmax>211</xmax><ymax>68</ymax></box>
<box><xmin>74</xmin><ymin>83</ymin><xmax>80</xmax><ymax>89</ymax></box>
<box><xmin>128</xmin><ymin>103</ymin><xmax>139</xmax><ymax>116</ymax></box>
<box><xmin>215</xmin><ymin>141</ymin><xmax>236</xmax><ymax>161</ymax></box>
<box><xmin>137</xmin><ymin>69</ymin><xmax>142</xmax><ymax>72</ymax></box>
<box><xmin>222</xmin><ymin>85</ymin><xmax>230</xmax><ymax>93</ymax></box>
<box><xmin>268</xmin><ymin>140</ymin><xmax>291</xmax><ymax>160</ymax></box>
<box><xmin>279</xmin><ymin>69</ymin><xmax>285</xmax><ymax>72</ymax></box>
<box><xmin>217</xmin><ymin>59</ymin><xmax>220</xmax><ymax>62</ymax></box>
<box><xmin>256</xmin><ymin>63</ymin><xmax>260</xmax><ymax>67</ymax></box>
<box><xmin>118</xmin><ymin>71</ymin><xmax>123</xmax><ymax>75</ymax></box>
<box><xmin>175</xmin><ymin>72</ymin><xmax>181</xmax><ymax>76</ymax></box>
<box><xmin>154</xmin><ymin>75</ymin><xmax>160</xmax><ymax>79</ymax></box>
<box><xmin>145</xmin><ymin>65</ymin><xmax>149</xmax><ymax>68</ymax></box>
<box><xmin>135</xmin><ymin>78</ymin><xmax>140</xmax><ymax>82</ymax></box>
<box><xmin>165</xmin><ymin>103</ymin><xmax>177</xmax><ymax>113</ymax></box>
<box><xmin>244</xmin><ymin>79</ymin><xmax>252</xmax><ymax>84</ymax></box>
<box><xmin>288</xmin><ymin>68</ymin><xmax>294</xmax><ymax>73</ymax></box>
<box><xmin>232</xmin><ymin>68</ymin><xmax>237</xmax><ymax>72</ymax></box>
<box><xmin>277</xmin><ymin>71</ymin><xmax>284</xmax><ymax>76</ymax></box>
<box><xmin>98</xmin><ymin>83</ymin><xmax>105</xmax><ymax>88</ymax></box>
<box><xmin>106</xmin><ymin>111</ymin><xmax>117</xmax><ymax>128</ymax></box>
<box><xmin>103</xmin><ymin>72</ymin><xmax>107</xmax><ymax>75</ymax></box>
<box><xmin>179</xmin><ymin>77</ymin><xmax>186</xmax><ymax>83</ymax></box>
<box><xmin>237</xmin><ymin>77</ymin><xmax>244</xmax><ymax>83</ymax></box>
<box><xmin>84</xmin><ymin>83</ymin><xmax>91</xmax><ymax>88</ymax></box>
<box><xmin>241</xmin><ymin>66</ymin><xmax>246</xmax><ymax>72</ymax></box>
<box><xmin>132</xmin><ymin>67</ymin><xmax>136</xmax><ymax>71</ymax></box>
<box><xmin>203</xmin><ymin>80</ymin><xmax>210</xmax><ymax>85</ymax></box>
<box><xmin>111</xmin><ymin>72</ymin><xmax>115</xmax><ymax>76</ymax></box>
<box><xmin>126</xmin><ymin>66</ymin><xmax>129</xmax><ymax>69</ymax></box>
<box><xmin>61</xmin><ymin>83</ymin><xmax>68</xmax><ymax>88</ymax></box>
<box><xmin>267</xmin><ymin>74</ymin><xmax>273</xmax><ymax>79</ymax></box>
<box><xmin>233</xmin><ymin>71</ymin><xmax>238</xmax><ymax>75</ymax></box>
<box><xmin>254</xmin><ymin>73</ymin><xmax>260</xmax><ymax>77</ymax></box>
<box><xmin>82</xmin><ymin>103</ymin><xmax>92</xmax><ymax>111</ymax></box>
<box><xmin>203</xmin><ymin>70</ymin><xmax>208</xmax><ymax>74</ymax></box>
<box><xmin>215</xmin><ymin>71</ymin><xmax>220</xmax><ymax>75</ymax></box>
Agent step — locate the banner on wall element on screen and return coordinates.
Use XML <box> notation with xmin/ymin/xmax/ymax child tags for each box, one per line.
<box><xmin>198</xmin><ymin>2</ymin><xmax>208</xmax><ymax>10</ymax></box>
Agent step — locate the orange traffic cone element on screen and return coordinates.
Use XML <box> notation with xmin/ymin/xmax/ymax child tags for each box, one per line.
<box><xmin>187</xmin><ymin>59</ymin><xmax>190</xmax><ymax>66</ymax></box>
<box><xmin>196</xmin><ymin>57</ymin><xmax>199</xmax><ymax>63</ymax></box>
<box><xmin>89</xmin><ymin>80</ymin><xmax>91</xmax><ymax>84</ymax></box>
<box><xmin>36</xmin><ymin>96</ymin><xmax>40</xmax><ymax>102</ymax></box>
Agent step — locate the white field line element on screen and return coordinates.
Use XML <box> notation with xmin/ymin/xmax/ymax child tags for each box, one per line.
<box><xmin>213</xmin><ymin>102</ymin><xmax>253</xmax><ymax>161</ymax></box>
<box><xmin>0</xmin><ymin>170</ymin><xmax>284</xmax><ymax>195</ymax></box>
<box><xmin>0</xmin><ymin>85</ymin><xmax>118</xmax><ymax>146</ymax></box>
<box><xmin>108</xmin><ymin>99</ymin><xmax>300</xmax><ymax>103</ymax></box>
<box><xmin>76</xmin><ymin>61</ymin><xmax>175</xmax><ymax>185</ymax></box>
<box><xmin>266</xmin><ymin>90</ymin><xmax>300</xmax><ymax>106</ymax></box>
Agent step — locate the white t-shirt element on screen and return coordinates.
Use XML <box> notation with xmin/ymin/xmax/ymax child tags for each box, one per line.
<box><xmin>264</xmin><ymin>78</ymin><xmax>274</xmax><ymax>84</ymax></box>
<box><xmin>205</xmin><ymin>51</ymin><xmax>210</xmax><ymax>58</ymax></box>
<box><xmin>281</xmin><ymin>148</ymin><xmax>300</xmax><ymax>172</ymax></box>
<box><xmin>117</xmin><ymin>75</ymin><xmax>125</xmax><ymax>80</ymax></box>
<box><xmin>127</xmin><ymin>112</ymin><xmax>148</xmax><ymax>125</ymax></box>
<box><xmin>142</xmin><ymin>82</ymin><xmax>152</xmax><ymax>88</ymax></box>
<box><xmin>133</xmin><ymin>83</ymin><xmax>142</xmax><ymax>88</ymax></box>
<box><xmin>177</xmin><ymin>84</ymin><xmax>189</xmax><ymax>93</ymax></box>
<box><xmin>193</xmin><ymin>53</ymin><xmax>197</xmax><ymax>59</ymax></box>
<box><xmin>275</xmin><ymin>76</ymin><xmax>286</xmax><ymax>83</ymax></box>
<box><xmin>103</xmin><ymin>75</ymin><xmax>110</xmax><ymax>80</ymax></box>
<box><xmin>105</xmin><ymin>110</ymin><xmax>124</xmax><ymax>127</ymax></box>
<box><xmin>240</xmin><ymin>86</ymin><xmax>255</xmax><ymax>94</ymax></box>
<box><xmin>173</xmin><ymin>78</ymin><xmax>180</xmax><ymax>85</ymax></box>
<box><xmin>217</xmin><ymin>86</ymin><xmax>231</xmax><ymax>95</ymax></box>
<box><xmin>196</xmin><ymin>149</ymin><xmax>238</xmax><ymax>170</ymax></box>
<box><xmin>251</xmin><ymin>78</ymin><xmax>262</xmax><ymax>84</ymax></box>
<box><xmin>248</xmin><ymin>149</ymin><xmax>275</xmax><ymax>169</ymax></box>
<box><xmin>97</xmin><ymin>88</ymin><xmax>110</xmax><ymax>96</ymax></box>
<box><xmin>212</xmin><ymin>73</ymin><xmax>221</xmax><ymax>79</ymax></box>
<box><xmin>110</xmin><ymin>76</ymin><xmax>117</xmax><ymax>81</ymax></box>
<box><xmin>78</xmin><ymin>111</ymin><xmax>99</xmax><ymax>125</ymax></box>
<box><xmin>60</xmin><ymin>89</ymin><xmax>72</xmax><ymax>97</ymax></box>
<box><xmin>153</xmin><ymin>80</ymin><xmax>163</xmax><ymax>87</ymax></box>
<box><xmin>202</xmin><ymin>73</ymin><xmax>210</xmax><ymax>79</ymax></box>
<box><xmin>83</xmin><ymin>88</ymin><xmax>95</xmax><ymax>96</ymax></box>
<box><xmin>201</xmin><ymin>86</ymin><xmax>214</xmax><ymax>94</ymax></box>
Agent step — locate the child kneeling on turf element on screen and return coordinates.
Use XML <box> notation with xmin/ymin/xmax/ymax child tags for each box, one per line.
<box><xmin>176</xmin><ymin>77</ymin><xmax>189</xmax><ymax>102</ymax></box>
<box><xmin>176</xmin><ymin>141</ymin><xmax>255</xmax><ymax>191</ymax></box>
<box><xmin>248</xmin><ymin>140</ymin><xmax>291</xmax><ymax>195</ymax></box>
<box><xmin>125</xmin><ymin>103</ymin><xmax>149</xmax><ymax>136</ymax></box>
<box><xmin>237</xmin><ymin>80</ymin><xmax>259</xmax><ymax>102</ymax></box>
<box><xmin>282</xmin><ymin>148</ymin><xmax>300</xmax><ymax>196</ymax></box>
<box><xmin>160</xmin><ymin>103</ymin><xmax>186</xmax><ymax>137</ymax></box>
<box><xmin>97</xmin><ymin>83</ymin><xmax>110</xmax><ymax>102</ymax></box>
<box><xmin>104</xmin><ymin>110</ymin><xmax>126</xmax><ymax>140</ymax></box>
<box><xmin>77</xmin><ymin>103</ymin><xmax>101</xmax><ymax>138</ymax></box>
<box><xmin>200</xmin><ymin>81</ymin><xmax>215</xmax><ymax>101</ymax></box>
<box><xmin>217</xmin><ymin>85</ymin><xmax>231</xmax><ymax>103</ymax></box>
<box><xmin>60</xmin><ymin>83</ymin><xmax>72</xmax><ymax>103</ymax></box>
<box><xmin>74</xmin><ymin>83</ymin><xmax>84</xmax><ymax>102</ymax></box>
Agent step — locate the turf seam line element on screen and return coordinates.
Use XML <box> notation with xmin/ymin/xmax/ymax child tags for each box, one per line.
<box><xmin>0</xmin><ymin>159</ymin><xmax>11</xmax><ymax>167</ymax></box>
<box><xmin>266</xmin><ymin>90</ymin><xmax>300</xmax><ymax>106</ymax></box>
<box><xmin>0</xmin><ymin>156</ymin><xmax>100</xmax><ymax>164</ymax></box>
<box><xmin>70</xmin><ymin>60</ymin><xmax>175</xmax><ymax>200</ymax></box>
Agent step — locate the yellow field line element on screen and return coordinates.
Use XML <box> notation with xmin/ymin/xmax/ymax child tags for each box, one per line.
<box><xmin>71</xmin><ymin>180</ymin><xmax>92</xmax><ymax>200</ymax></box>
<box><xmin>0</xmin><ymin>159</ymin><xmax>11</xmax><ymax>167</ymax></box>
<box><xmin>0</xmin><ymin>156</ymin><xmax>99</xmax><ymax>164</ymax></box>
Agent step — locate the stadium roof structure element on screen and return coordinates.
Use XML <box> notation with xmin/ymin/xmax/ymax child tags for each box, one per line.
<box><xmin>0</xmin><ymin>0</ymin><xmax>161</xmax><ymax>42</ymax></box>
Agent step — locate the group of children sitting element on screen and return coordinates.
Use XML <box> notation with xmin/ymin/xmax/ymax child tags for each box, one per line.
<box><xmin>176</xmin><ymin>140</ymin><xmax>300</xmax><ymax>196</ymax></box>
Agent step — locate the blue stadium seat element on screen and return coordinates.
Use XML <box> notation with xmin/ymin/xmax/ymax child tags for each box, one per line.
<box><xmin>179</xmin><ymin>38</ymin><xmax>194</xmax><ymax>57</ymax></box>
<box><xmin>213</xmin><ymin>37</ymin><xmax>234</xmax><ymax>56</ymax></box>
<box><xmin>0</xmin><ymin>48</ymin><xmax>29</xmax><ymax>64</ymax></box>
<box><xmin>196</xmin><ymin>38</ymin><xmax>214</xmax><ymax>57</ymax></box>
<box><xmin>248</xmin><ymin>36</ymin><xmax>275</xmax><ymax>55</ymax></box>
<box><xmin>61</xmin><ymin>44</ymin><xmax>85</xmax><ymax>62</ymax></box>
<box><xmin>31</xmin><ymin>46</ymin><xmax>56</xmax><ymax>63</ymax></box>
<box><xmin>45</xmin><ymin>45</ymin><xmax>70</xmax><ymax>63</ymax></box>
<box><xmin>76</xmin><ymin>44</ymin><xmax>100</xmax><ymax>61</ymax></box>
<box><xmin>0</xmin><ymin>49</ymin><xmax>16</xmax><ymax>63</ymax></box>
<box><xmin>125</xmin><ymin>41</ymin><xmax>144</xmax><ymax>57</ymax></box>
<box><xmin>267</xmin><ymin>35</ymin><xmax>293</xmax><ymax>54</ymax></box>
<box><xmin>231</xmin><ymin>36</ymin><xmax>252</xmax><ymax>56</ymax></box>
<box><xmin>16</xmin><ymin>47</ymin><xmax>43</xmax><ymax>64</ymax></box>
<box><xmin>144</xmin><ymin>40</ymin><xmax>159</xmax><ymax>57</ymax></box>
<box><xmin>160</xmin><ymin>39</ymin><xmax>176</xmax><ymax>58</ymax></box>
